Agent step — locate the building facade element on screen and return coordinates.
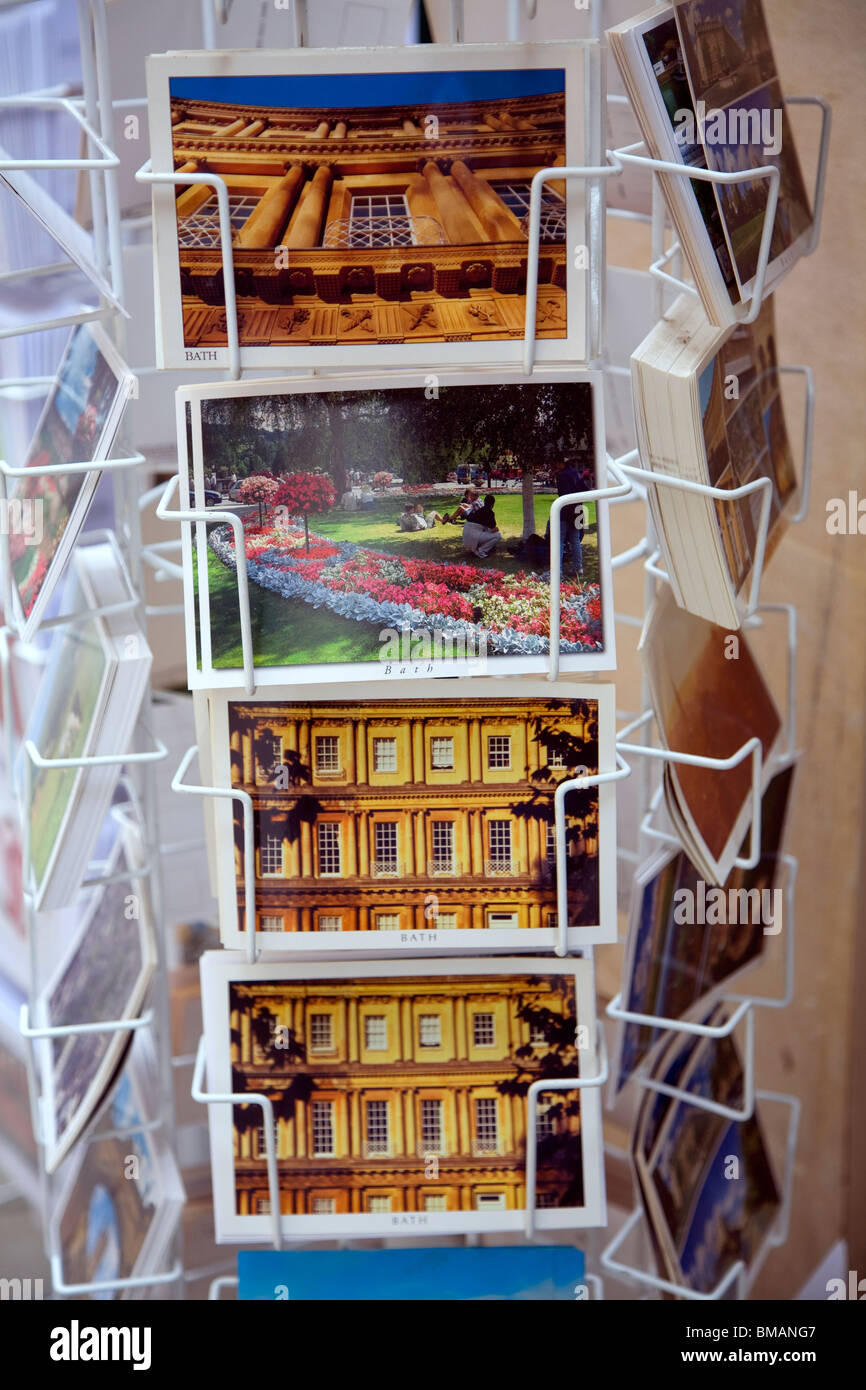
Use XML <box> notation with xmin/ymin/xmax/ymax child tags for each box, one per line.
<box><xmin>169</xmin><ymin>91</ymin><xmax>567</xmax><ymax>348</ymax></box>
<box><xmin>230</xmin><ymin>974</ymin><xmax>583</xmax><ymax>1215</ymax></box>
<box><xmin>228</xmin><ymin>697</ymin><xmax>600</xmax><ymax>933</ymax></box>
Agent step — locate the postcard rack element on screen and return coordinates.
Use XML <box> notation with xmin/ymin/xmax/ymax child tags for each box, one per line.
<box><xmin>0</xmin><ymin>0</ymin><xmax>185</xmax><ymax>1299</ymax></box>
<box><xmin>0</xmin><ymin>0</ymin><xmax>826</xmax><ymax>1303</ymax></box>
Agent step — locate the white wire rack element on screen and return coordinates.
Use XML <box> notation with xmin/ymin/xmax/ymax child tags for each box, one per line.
<box><xmin>0</xmin><ymin>0</ymin><xmax>183</xmax><ymax>1300</ymax></box>
<box><xmin>0</xmin><ymin>0</ymin><xmax>825</xmax><ymax>1303</ymax></box>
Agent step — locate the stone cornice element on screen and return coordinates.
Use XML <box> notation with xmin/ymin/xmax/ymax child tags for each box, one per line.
<box><xmin>172</xmin><ymin>92</ymin><xmax>565</xmax><ymax>124</ymax></box>
<box><xmin>172</xmin><ymin>132</ymin><xmax>562</xmax><ymax>161</ymax></box>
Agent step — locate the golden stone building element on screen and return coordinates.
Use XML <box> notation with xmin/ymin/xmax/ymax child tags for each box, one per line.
<box><xmin>228</xmin><ymin>697</ymin><xmax>600</xmax><ymax>934</ymax></box>
<box><xmin>230</xmin><ymin>974</ymin><xmax>584</xmax><ymax>1215</ymax></box>
<box><xmin>169</xmin><ymin>90</ymin><xmax>567</xmax><ymax>347</ymax></box>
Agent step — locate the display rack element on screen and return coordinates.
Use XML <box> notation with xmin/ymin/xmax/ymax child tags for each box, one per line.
<box><xmin>0</xmin><ymin>0</ymin><xmax>827</xmax><ymax>1303</ymax></box>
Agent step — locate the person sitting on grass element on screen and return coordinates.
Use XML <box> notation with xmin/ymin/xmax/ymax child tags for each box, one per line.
<box><xmin>397</xmin><ymin>502</ymin><xmax>427</xmax><ymax>531</ymax></box>
<box><xmin>462</xmin><ymin>494</ymin><xmax>502</xmax><ymax>559</ymax></box>
<box><xmin>442</xmin><ymin>488</ymin><xmax>480</xmax><ymax>525</ymax></box>
<box><xmin>413</xmin><ymin>502</ymin><xmax>444</xmax><ymax>528</ymax></box>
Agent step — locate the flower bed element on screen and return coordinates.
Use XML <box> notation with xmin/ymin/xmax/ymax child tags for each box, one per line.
<box><xmin>210</xmin><ymin>523</ymin><xmax>603</xmax><ymax>654</ymax></box>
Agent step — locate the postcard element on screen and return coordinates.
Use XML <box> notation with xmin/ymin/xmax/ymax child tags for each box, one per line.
<box><xmin>609</xmin><ymin>2</ymin><xmax>812</xmax><ymax>326</ymax></box>
<box><xmin>206</xmin><ymin>680</ymin><xmax>617</xmax><ymax>951</ymax></box>
<box><xmin>2</xmin><ymin>322</ymin><xmax>134</xmax><ymax>640</ymax></box>
<box><xmin>201</xmin><ymin>953</ymin><xmax>605</xmax><ymax>1241</ymax></box>
<box><xmin>146</xmin><ymin>42</ymin><xmax>598</xmax><ymax>369</ymax></box>
<box><xmin>33</xmin><ymin>813</ymin><xmax>157</xmax><ymax>1173</ymax></box>
<box><xmin>641</xmin><ymin>587</ymin><xmax>783</xmax><ymax>884</ymax></box>
<box><xmin>612</xmin><ymin>760</ymin><xmax>795</xmax><ymax>1095</ymax></box>
<box><xmin>179</xmin><ymin>369</ymin><xmax>615</xmax><ymax>687</ymax></box>
<box><xmin>19</xmin><ymin>537</ymin><xmax>152</xmax><ymax>911</ymax></box>
<box><xmin>673</xmin><ymin>0</ymin><xmax>813</xmax><ymax>299</ymax></box>
<box><xmin>49</xmin><ymin>1031</ymin><xmax>184</xmax><ymax>1299</ymax></box>
<box><xmin>634</xmin><ymin>1015</ymin><xmax>781</xmax><ymax>1295</ymax></box>
<box><xmin>238</xmin><ymin>1245</ymin><xmax>587</xmax><ymax>1301</ymax></box>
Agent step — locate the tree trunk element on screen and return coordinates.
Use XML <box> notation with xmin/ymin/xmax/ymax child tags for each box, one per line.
<box><xmin>521</xmin><ymin>470</ymin><xmax>536</xmax><ymax>539</ymax></box>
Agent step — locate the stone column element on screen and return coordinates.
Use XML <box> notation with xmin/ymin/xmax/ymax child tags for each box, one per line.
<box><xmin>295</xmin><ymin>1098</ymin><xmax>306</xmax><ymax>1157</ymax></box>
<box><xmin>450</xmin><ymin>159</ymin><xmax>523</xmax><ymax>241</ymax></box>
<box><xmin>300</xmin><ymin>821</ymin><xmax>312</xmax><ymax>876</ymax></box>
<box><xmin>401</xmin><ymin>998</ymin><xmax>413</xmax><ymax>1057</ymax></box>
<box><xmin>314</xmin><ymin>120</ymin><xmax>330</xmax><ymax>138</ymax></box>
<box><xmin>237</xmin><ymin>118</ymin><xmax>267</xmax><ymax>138</ymax></box>
<box><xmin>470</xmin><ymin>809</ymin><xmax>483</xmax><ymax>875</ymax></box>
<box><xmin>403</xmin><ymin>810</ymin><xmax>415</xmax><ymax>875</ymax></box>
<box><xmin>481</xmin><ymin>111</ymin><xmax>506</xmax><ymax>131</ymax></box>
<box><xmin>355</xmin><ymin>720</ymin><xmax>367</xmax><ymax>783</ymax></box>
<box><xmin>171</xmin><ymin>108</ymin><xmax>186</xmax><ymax>126</ymax></box>
<box><xmin>455</xmin><ymin>998</ymin><xmax>468</xmax><ymax>1058</ymax></box>
<box><xmin>404</xmin><ymin>1091</ymin><xmax>416</xmax><ymax>1154</ymax></box>
<box><xmin>349</xmin><ymin>1090</ymin><xmax>361</xmax><ymax>1148</ymax></box>
<box><xmin>516</xmin><ymin>815</ymin><xmax>529</xmax><ymax>876</ymax></box>
<box><xmin>348</xmin><ymin>999</ymin><xmax>359</xmax><ymax>1061</ymax></box>
<box><xmin>469</xmin><ymin>719</ymin><xmax>482</xmax><ymax>782</ymax></box>
<box><xmin>236</xmin><ymin>165</ymin><xmax>305</xmax><ymax>248</ymax></box>
<box><xmin>411</xmin><ymin>720</ymin><xmax>425</xmax><ymax>782</ymax></box>
<box><xmin>457</xmin><ymin>1088</ymin><xmax>471</xmax><ymax>1154</ymax></box>
<box><xmin>344</xmin><ymin>724</ymin><xmax>356</xmax><ymax>784</ymax></box>
<box><xmin>330</xmin><ymin>120</ymin><xmax>347</xmax><ymax>138</ymax></box>
<box><xmin>220</xmin><ymin>116</ymin><xmax>249</xmax><ymax>136</ymax></box>
<box><xmin>402</xmin><ymin>117</ymin><xmax>422</xmax><ymax>136</ymax></box>
<box><xmin>527</xmin><ymin>815</ymin><xmax>541</xmax><ymax>878</ymax></box>
<box><xmin>421</xmin><ymin>160</ymin><xmax>481</xmax><ymax>245</ymax></box>
<box><xmin>357</xmin><ymin>811</ymin><xmax>369</xmax><ymax>877</ymax></box>
<box><xmin>285</xmin><ymin>165</ymin><xmax>333</xmax><ymax>248</ymax></box>
<box><xmin>511</xmin><ymin>1093</ymin><xmax>524</xmax><ymax>1148</ymax></box>
<box><xmin>346</xmin><ymin>815</ymin><xmax>357</xmax><ymax>877</ymax></box>
<box><xmin>405</xmin><ymin>171</ymin><xmax>440</xmax><ymax>225</ymax></box>
<box><xmin>414</xmin><ymin>811</ymin><xmax>426</xmax><ymax>874</ymax></box>
<box><xmin>549</xmin><ymin>153</ymin><xmax>567</xmax><ymax>200</ymax></box>
<box><xmin>298</xmin><ymin>719</ymin><xmax>310</xmax><ymax>767</ymax></box>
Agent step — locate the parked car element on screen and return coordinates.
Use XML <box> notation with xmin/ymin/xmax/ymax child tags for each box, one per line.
<box><xmin>188</xmin><ymin>488</ymin><xmax>222</xmax><ymax>507</ymax></box>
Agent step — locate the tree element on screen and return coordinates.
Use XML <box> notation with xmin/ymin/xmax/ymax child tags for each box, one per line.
<box><xmin>495</xmin><ymin>976</ymin><xmax>586</xmax><ymax>1208</ymax></box>
<box><xmin>271</xmin><ymin>472</ymin><xmax>337</xmax><ymax>552</ymax></box>
<box><xmin>234</xmin><ymin>475</ymin><xmax>279</xmax><ymax>526</ymax></box>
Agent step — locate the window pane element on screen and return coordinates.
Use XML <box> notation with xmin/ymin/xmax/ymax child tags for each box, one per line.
<box><xmin>374</xmin><ymin>913</ymin><xmax>400</xmax><ymax>930</ymax></box>
<box><xmin>317</xmin><ymin>823</ymin><xmax>341</xmax><ymax>875</ymax></box>
<box><xmin>364</xmin><ymin>1015</ymin><xmax>388</xmax><ymax>1051</ymax></box>
<box><xmin>311</xmin><ymin>1101</ymin><xmax>335</xmax><ymax>1156</ymax></box>
<box><xmin>473</xmin><ymin>1013</ymin><xmax>495</xmax><ymax>1047</ymax></box>
<box><xmin>315</xmin><ymin>735</ymin><xmax>340</xmax><ymax>771</ymax></box>
<box><xmin>260</xmin><ymin>833</ymin><xmax>283</xmax><ymax>876</ymax></box>
<box><xmin>310</xmin><ymin>1013</ymin><xmax>333</xmax><ymax>1051</ymax></box>
<box><xmin>430</xmin><ymin>736</ymin><xmax>454</xmax><ymax>769</ymax></box>
<box><xmin>373</xmin><ymin>737</ymin><xmax>397</xmax><ymax>772</ymax></box>
<box><xmin>418</xmin><ymin>1015</ymin><xmax>442</xmax><ymax>1047</ymax></box>
<box><xmin>365</xmin><ymin>1100</ymin><xmax>389</xmax><ymax>1154</ymax></box>
<box><xmin>474</xmin><ymin>1097</ymin><xmax>499</xmax><ymax>1153</ymax></box>
<box><xmin>487</xmin><ymin>735</ymin><xmax>511</xmax><ymax>768</ymax></box>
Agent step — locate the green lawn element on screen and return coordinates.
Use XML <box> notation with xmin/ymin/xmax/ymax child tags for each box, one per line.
<box><xmin>197</xmin><ymin>546</ymin><xmax>379</xmax><ymax>668</ymax></box>
<box><xmin>313</xmin><ymin>493</ymin><xmax>597</xmax><ymax>578</ymax></box>
<box><xmin>196</xmin><ymin>492</ymin><xmax>599</xmax><ymax>670</ymax></box>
